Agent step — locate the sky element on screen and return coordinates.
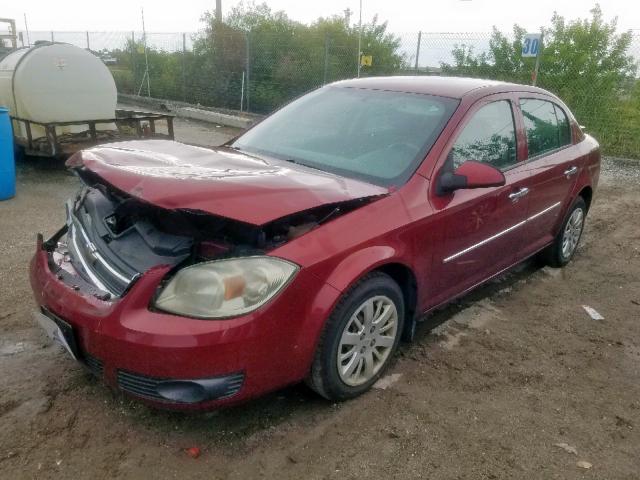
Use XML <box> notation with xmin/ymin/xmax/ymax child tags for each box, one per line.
<box><xmin>3</xmin><ymin>0</ymin><xmax>639</xmax><ymax>34</ymax></box>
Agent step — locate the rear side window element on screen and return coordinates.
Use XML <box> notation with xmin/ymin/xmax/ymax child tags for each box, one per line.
<box><xmin>520</xmin><ymin>99</ymin><xmax>572</xmax><ymax>158</ymax></box>
<box><xmin>451</xmin><ymin>100</ymin><xmax>517</xmax><ymax>171</ymax></box>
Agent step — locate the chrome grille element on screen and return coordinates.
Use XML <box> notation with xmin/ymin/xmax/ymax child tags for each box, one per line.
<box><xmin>66</xmin><ymin>201</ymin><xmax>135</xmax><ymax>297</ymax></box>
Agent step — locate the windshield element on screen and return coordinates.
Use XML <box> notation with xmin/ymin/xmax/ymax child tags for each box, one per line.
<box><xmin>232</xmin><ymin>86</ymin><xmax>459</xmax><ymax>187</ymax></box>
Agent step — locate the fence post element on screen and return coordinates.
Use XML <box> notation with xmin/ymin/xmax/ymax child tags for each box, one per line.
<box><xmin>240</xmin><ymin>71</ymin><xmax>245</xmax><ymax>112</ymax></box>
<box><xmin>86</xmin><ymin>31</ymin><xmax>90</xmax><ymax>50</ymax></box>
<box><xmin>130</xmin><ymin>31</ymin><xmax>136</xmax><ymax>95</ymax></box>
<box><xmin>415</xmin><ymin>31</ymin><xmax>422</xmax><ymax>73</ymax></box>
<box><xmin>323</xmin><ymin>34</ymin><xmax>330</xmax><ymax>85</ymax></box>
<box><xmin>182</xmin><ymin>33</ymin><xmax>187</xmax><ymax>102</ymax></box>
<box><xmin>50</xmin><ymin>31</ymin><xmax>54</xmax><ymax>42</ymax></box>
<box><xmin>141</xmin><ymin>9</ymin><xmax>151</xmax><ymax>98</ymax></box>
<box><xmin>245</xmin><ymin>32</ymin><xmax>251</xmax><ymax>113</ymax></box>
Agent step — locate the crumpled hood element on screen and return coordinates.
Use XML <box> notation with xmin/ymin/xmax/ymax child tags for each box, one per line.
<box><xmin>69</xmin><ymin>140</ymin><xmax>388</xmax><ymax>225</ymax></box>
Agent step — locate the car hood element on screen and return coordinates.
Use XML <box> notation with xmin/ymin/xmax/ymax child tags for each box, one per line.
<box><xmin>68</xmin><ymin>140</ymin><xmax>388</xmax><ymax>225</ymax></box>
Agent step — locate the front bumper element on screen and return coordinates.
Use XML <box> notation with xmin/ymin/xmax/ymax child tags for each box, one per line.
<box><xmin>30</xmin><ymin>236</ymin><xmax>341</xmax><ymax>410</ymax></box>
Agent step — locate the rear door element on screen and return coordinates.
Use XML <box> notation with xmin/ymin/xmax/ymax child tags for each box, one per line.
<box><xmin>428</xmin><ymin>95</ymin><xmax>530</xmax><ymax>306</ymax></box>
<box><xmin>516</xmin><ymin>96</ymin><xmax>580</xmax><ymax>256</ymax></box>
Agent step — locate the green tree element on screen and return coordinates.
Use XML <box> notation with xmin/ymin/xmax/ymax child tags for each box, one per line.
<box><xmin>108</xmin><ymin>39</ymin><xmax>187</xmax><ymax>100</ymax></box>
<box><xmin>107</xmin><ymin>1</ymin><xmax>405</xmax><ymax>114</ymax></box>
<box><xmin>196</xmin><ymin>1</ymin><xmax>404</xmax><ymax>112</ymax></box>
<box><xmin>441</xmin><ymin>5</ymin><xmax>638</xmax><ymax>156</ymax></box>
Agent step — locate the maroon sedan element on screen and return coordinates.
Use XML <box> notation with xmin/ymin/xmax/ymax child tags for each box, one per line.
<box><xmin>30</xmin><ymin>76</ymin><xmax>600</xmax><ymax>409</ymax></box>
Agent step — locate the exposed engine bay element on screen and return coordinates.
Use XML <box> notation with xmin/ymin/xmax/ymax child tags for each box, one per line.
<box><xmin>44</xmin><ymin>167</ymin><xmax>379</xmax><ymax>300</ymax></box>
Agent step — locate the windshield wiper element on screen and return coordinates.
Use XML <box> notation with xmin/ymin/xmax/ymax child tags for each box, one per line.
<box><xmin>280</xmin><ymin>157</ymin><xmax>328</xmax><ymax>173</ymax></box>
<box><xmin>230</xmin><ymin>146</ymin><xmax>327</xmax><ymax>174</ymax></box>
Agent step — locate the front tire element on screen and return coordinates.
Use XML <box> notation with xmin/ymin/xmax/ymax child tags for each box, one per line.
<box><xmin>541</xmin><ymin>196</ymin><xmax>587</xmax><ymax>267</ymax></box>
<box><xmin>307</xmin><ymin>272</ymin><xmax>404</xmax><ymax>401</ymax></box>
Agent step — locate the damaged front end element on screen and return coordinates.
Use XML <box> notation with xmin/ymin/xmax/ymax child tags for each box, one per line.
<box><xmin>44</xmin><ymin>166</ymin><xmax>381</xmax><ymax>304</ymax></box>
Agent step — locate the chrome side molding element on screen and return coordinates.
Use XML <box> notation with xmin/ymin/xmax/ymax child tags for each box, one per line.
<box><xmin>443</xmin><ymin>201</ymin><xmax>562</xmax><ymax>263</ymax></box>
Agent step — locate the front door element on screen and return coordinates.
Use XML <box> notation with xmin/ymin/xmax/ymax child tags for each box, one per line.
<box><xmin>428</xmin><ymin>96</ymin><xmax>530</xmax><ymax>307</ymax></box>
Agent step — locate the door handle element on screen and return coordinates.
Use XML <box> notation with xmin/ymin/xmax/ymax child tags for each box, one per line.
<box><xmin>564</xmin><ymin>166</ymin><xmax>578</xmax><ymax>177</ymax></box>
<box><xmin>508</xmin><ymin>187</ymin><xmax>530</xmax><ymax>202</ymax></box>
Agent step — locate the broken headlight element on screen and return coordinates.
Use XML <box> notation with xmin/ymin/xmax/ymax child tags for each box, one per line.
<box><xmin>153</xmin><ymin>256</ymin><xmax>299</xmax><ymax>319</ymax></box>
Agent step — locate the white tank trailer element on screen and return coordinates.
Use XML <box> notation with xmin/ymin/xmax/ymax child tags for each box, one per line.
<box><xmin>0</xmin><ymin>42</ymin><xmax>174</xmax><ymax>157</ymax></box>
<box><xmin>0</xmin><ymin>43</ymin><xmax>117</xmax><ymax>136</ymax></box>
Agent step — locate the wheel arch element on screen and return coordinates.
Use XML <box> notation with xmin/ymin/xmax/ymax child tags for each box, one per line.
<box><xmin>324</xmin><ymin>246</ymin><xmax>419</xmax><ymax>342</ymax></box>
<box><xmin>557</xmin><ymin>171</ymin><xmax>594</xmax><ymax>237</ymax></box>
<box><xmin>376</xmin><ymin>263</ymin><xmax>418</xmax><ymax>341</ymax></box>
<box><xmin>578</xmin><ymin>185</ymin><xmax>593</xmax><ymax>211</ymax></box>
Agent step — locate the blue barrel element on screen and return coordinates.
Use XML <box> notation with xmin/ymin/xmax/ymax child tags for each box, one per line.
<box><xmin>0</xmin><ymin>107</ymin><xmax>16</xmax><ymax>200</ymax></box>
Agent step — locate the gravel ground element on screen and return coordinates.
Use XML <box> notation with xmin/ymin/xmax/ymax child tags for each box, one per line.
<box><xmin>0</xmin><ymin>122</ymin><xmax>639</xmax><ymax>479</ymax></box>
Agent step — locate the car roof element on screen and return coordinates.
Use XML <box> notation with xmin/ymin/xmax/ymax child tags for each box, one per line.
<box><xmin>332</xmin><ymin>76</ymin><xmax>551</xmax><ymax>100</ymax></box>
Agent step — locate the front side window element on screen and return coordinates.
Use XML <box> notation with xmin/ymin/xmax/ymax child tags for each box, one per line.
<box><xmin>520</xmin><ymin>98</ymin><xmax>571</xmax><ymax>158</ymax></box>
<box><xmin>232</xmin><ymin>86</ymin><xmax>459</xmax><ymax>187</ymax></box>
<box><xmin>451</xmin><ymin>100</ymin><xmax>517</xmax><ymax>171</ymax></box>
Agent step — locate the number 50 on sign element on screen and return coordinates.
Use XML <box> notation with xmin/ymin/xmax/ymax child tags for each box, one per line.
<box><xmin>522</xmin><ymin>33</ymin><xmax>542</xmax><ymax>57</ymax></box>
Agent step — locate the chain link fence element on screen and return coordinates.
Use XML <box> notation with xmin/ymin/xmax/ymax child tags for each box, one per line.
<box><xmin>11</xmin><ymin>30</ymin><xmax>640</xmax><ymax>158</ymax></box>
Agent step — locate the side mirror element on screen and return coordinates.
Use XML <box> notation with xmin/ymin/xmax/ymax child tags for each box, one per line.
<box><xmin>437</xmin><ymin>160</ymin><xmax>506</xmax><ymax>195</ymax></box>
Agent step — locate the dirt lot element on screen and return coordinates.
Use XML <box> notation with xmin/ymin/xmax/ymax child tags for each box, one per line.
<box><xmin>1</xmin><ymin>119</ymin><xmax>639</xmax><ymax>479</ymax></box>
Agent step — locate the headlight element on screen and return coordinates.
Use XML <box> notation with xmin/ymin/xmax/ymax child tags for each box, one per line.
<box><xmin>154</xmin><ymin>256</ymin><xmax>299</xmax><ymax>319</ymax></box>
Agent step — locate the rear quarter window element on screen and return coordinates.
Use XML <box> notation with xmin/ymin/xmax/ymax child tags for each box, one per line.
<box><xmin>554</xmin><ymin>104</ymin><xmax>572</xmax><ymax>147</ymax></box>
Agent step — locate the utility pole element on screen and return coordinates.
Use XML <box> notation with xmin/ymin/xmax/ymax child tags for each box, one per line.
<box><xmin>23</xmin><ymin>14</ymin><xmax>31</xmax><ymax>47</ymax></box>
<box><xmin>415</xmin><ymin>31</ymin><xmax>422</xmax><ymax>72</ymax></box>
<box><xmin>356</xmin><ymin>0</ymin><xmax>362</xmax><ymax>78</ymax></box>
<box><xmin>216</xmin><ymin>0</ymin><xmax>222</xmax><ymax>23</ymax></box>
<box><xmin>532</xmin><ymin>31</ymin><xmax>544</xmax><ymax>86</ymax></box>
<box><xmin>343</xmin><ymin>8</ymin><xmax>352</xmax><ymax>26</ymax></box>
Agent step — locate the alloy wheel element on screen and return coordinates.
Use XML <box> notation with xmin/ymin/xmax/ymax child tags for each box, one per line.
<box><xmin>337</xmin><ymin>295</ymin><xmax>398</xmax><ymax>387</ymax></box>
<box><xmin>561</xmin><ymin>207</ymin><xmax>584</xmax><ymax>259</ymax></box>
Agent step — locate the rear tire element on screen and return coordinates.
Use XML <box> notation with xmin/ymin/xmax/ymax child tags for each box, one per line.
<box><xmin>307</xmin><ymin>272</ymin><xmax>404</xmax><ymax>401</ymax></box>
<box><xmin>541</xmin><ymin>196</ymin><xmax>587</xmax><ymax>268</ymax></box>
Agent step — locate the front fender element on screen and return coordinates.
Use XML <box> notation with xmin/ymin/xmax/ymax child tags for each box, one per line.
<box><xmin>316</xmin><ymin>245</ymin><xmax>418</xmax><ymax>342</ymax></box>
<box><xmin>285</xmin><ymin>247</ymin><xmax>409</xmax><ymax>378</ymax></box>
